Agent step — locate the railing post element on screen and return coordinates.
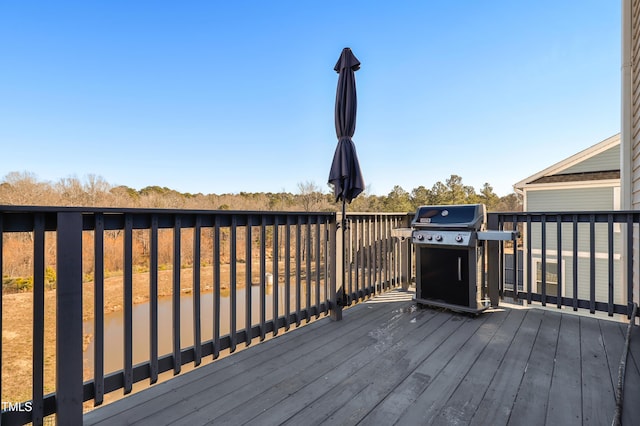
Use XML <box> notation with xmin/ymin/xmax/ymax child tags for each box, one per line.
<box><xmin>400</xmin><ymin>213</ymin><xmax>412</xmax><ymax>291</ymax></box>
<box><xmin>330</xmin><ymin>215</ymin><xmax>342</xmax><ymax>321</ymax></box>
<box><xmin>487</xmin><ymin>214</ymin><xmax>500</xmax><ymax>307</ymax></box>
<box><xmin>56</xmin><ymin>211</ymin><xmax>84</xmax><ymax>425</ymax></box>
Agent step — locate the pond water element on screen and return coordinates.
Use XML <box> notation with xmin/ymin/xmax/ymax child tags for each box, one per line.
<box><xmin>82</xmin><ymin>283</ymin><xmax>322</xmax><ymax>376</ymax></box>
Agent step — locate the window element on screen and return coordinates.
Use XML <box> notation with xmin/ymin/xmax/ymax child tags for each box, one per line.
<box><xmin>534</xmin><ymin>259</ymin><xmax>560</xmax><ymax>296</ymax></box>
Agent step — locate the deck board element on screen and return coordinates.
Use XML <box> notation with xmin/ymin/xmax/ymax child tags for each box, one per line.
<box><xmin>356</xmin><ymin>309</ymin><xmax>473</xmax><ymax>426</ymax></box>
<box><xmin>370</xmin><ymin>312</ymin><xmax>488</xmax><ymax>425</ymax></box>
<box><xmin>396</xmin><ymin>311</ymin><xmax>504</xmax><ymax>425</ymax></box>
<box><xmin>580</xmin><ymin>316</ymin><xmax>617</xmax><ymax>425</ymax></box>
<box><xmin>198</xmin><ymin>304</ymin><xmax>433</xmax><ymax>425</ymax></box>
<box><xmin>508</xmin><ymin>310</ymin><xmax>561</xmax><ymax>426</ymax></box>
<box><xmin>431</xmin><ymin>308</ymin><xmax>527</xmax><ymax>426</ymax></box>
<box><xmin>314</xmin><ymin>311</ymin><xmax>461</xmax><ymax>426</ymax></box>
<box><xmin>83</xmin><ymin>290</ymin><xmax>640</xmax><ymax>426</ymax></box>
<box><xmin>623</xmin><ymin>325</ymin><xmax>640</xmax><ymax>426</ymax></box>
<box><xmin>545</xmin><ymin>314</ymin><xmax>582</xmax><ymax>426</ymax></box>
<box><xmin>122</xmin><ymin>301</ymin><xmax>397</xmax><ymax>426</ymax></box>
<box><xmin>468</xmin><ymin>308</ymin><xmax>544</xmax><ymax>426</ymax></box>
<box><xmin>271</xmin><ymin>310</ymin><xmax>454</xmax><ymax>426</ymax></box>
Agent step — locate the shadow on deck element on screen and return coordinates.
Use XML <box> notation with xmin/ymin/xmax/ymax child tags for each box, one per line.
<box><xmin>84</xmin><ymin>289</ymin><xmax>640</xmax><ymax>426</ymax></box>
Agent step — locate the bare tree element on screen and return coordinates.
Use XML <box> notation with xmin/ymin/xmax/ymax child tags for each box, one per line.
<box><xmin>297</xmin><ymin>181</ymin><xmax>325</xmax><ymax>212</ymax></box>
<box><xmin>56</xmin><ymin>176</ymin><xmax>86</xmax><ymax>205</ymax></box>
<box><xmin>0</xmin><ymin>171</ymin><xmax>50</xmax><ymax>205</ymax></box>
<box><xmin>84</xmin><ymin>174</ymin><xmax>112</xmax><ymax>206</ymax></box>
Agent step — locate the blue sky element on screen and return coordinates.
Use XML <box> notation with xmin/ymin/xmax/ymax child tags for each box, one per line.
<box><xmin>0</xmin><ymin>1</ymin><xmax>621</xmax><ymax>197</ymax></box>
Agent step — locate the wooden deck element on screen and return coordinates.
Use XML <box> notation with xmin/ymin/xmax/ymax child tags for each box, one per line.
<box><xmin>83</xmin><ymin>289</ymin><xmax>640</xmax><ymax>426</ymax></box>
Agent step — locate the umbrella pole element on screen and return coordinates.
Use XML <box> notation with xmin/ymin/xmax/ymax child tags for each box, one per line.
<box><xmin>341</xmin><ymin>198</ymin><xmax>347</xmax><ymax>306</ymax></box>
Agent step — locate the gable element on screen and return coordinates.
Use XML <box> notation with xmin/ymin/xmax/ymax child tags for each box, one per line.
<box><xmin>514</xmin><ymin>134</ymin><xmax>620</xmax><ymax>189</ymax></box>
<box><xmin>561</xmin><ymin>144</ymin><xmax>620</xmax><ymax>174</ymax></box>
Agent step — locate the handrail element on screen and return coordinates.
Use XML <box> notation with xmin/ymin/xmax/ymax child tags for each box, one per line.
<box><xmin>0</xmin><ymin>208</ymin><xmax>335</xmax><ymax>424</ymax></box>
<box><xmin>5</xmin><ymin>205</ymin><xmax>636</xmax><ymax>423</ymax></box>
<box><xmin>0</xmin><ymin>206</ymin><xmax>407</xmax><ymax>424</ymax></box>
<box><xmin>490</xmin><ymin>211</ymin><xmax>639</xmax><ymax>319</ymax></box>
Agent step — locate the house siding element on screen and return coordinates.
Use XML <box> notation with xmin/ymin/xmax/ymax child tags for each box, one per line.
<box><xmin>625</xmin><ymin>0</ymin><xmax>640</xmax><ymax>306</ymax></box>
<box><xmin>526</xmin><ymin>222</ymin><xmax>623</xmax><ymax>303</ymax></box>
<box><xmin>525</xmin><ymin>187</ymin><xmax>622</xmax><ymax>304</ymax></box>
<box><xmin>561</xmin><ymin>145</ymin><xmax>620</xmax><ymax>174</ymax></box>
<box><xmin>526</xmin><ymin>187</ymin><xmax>614</xmax><ymax>211</ymax></box>
<box><xmin>632</xmin><ymin>0</ymin><xmax>640</xmax><ymax>207</ymax></box>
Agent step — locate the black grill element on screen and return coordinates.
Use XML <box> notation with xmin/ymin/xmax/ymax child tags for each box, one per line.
<box><xmin>411</xmin><ymin>204</ymin><xmax>488</xmax><ymax>314</ymax></box>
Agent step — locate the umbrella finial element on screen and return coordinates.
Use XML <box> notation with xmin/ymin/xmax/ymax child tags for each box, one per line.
<box><xmin>334</xmin><ymin>47</ymin><xmax>360</xmax><ymax>73</ymax></box>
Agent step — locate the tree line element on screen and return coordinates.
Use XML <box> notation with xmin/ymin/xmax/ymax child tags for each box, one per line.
<box><xmin>0</xmin><ymin>171</ymin><xmax>521</xmax><ymax>292</ymax></box>
<box><xmin>0</xmin><ymin>171</ymin><xmax>521</xmax><ymax>212</ymax></box>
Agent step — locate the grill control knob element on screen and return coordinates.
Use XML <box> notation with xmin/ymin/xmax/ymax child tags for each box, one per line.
<box><xmin>426</xmin><ymin>234</ymin><xmax>433</xmax><ymax>241</ymax></box>
<box><xmin>416</xmin><ymin>234</ymin><xmax>424</xmax><ymax>241</ymax></box>
<box><xmin>455</xmin><ymin>235</ymin><xmax>463</xmax><ymax>243</ymax></box>
<box><xmin>435</xmin><ymin>235</ymin><xmax>443</xmax><ymax>242</ymax></box>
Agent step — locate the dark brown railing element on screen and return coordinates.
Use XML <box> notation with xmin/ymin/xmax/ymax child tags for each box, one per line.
<box><xmin>3</xmin><ymin>206</ymin><xmax>639</xmax><ymax>424</ymax></box>
<box><xmin>0</xmin><ymin>206</ymin><xmax>408</xmax><ymax>425</ymax></box>
<box><xmin>489</xmin><ymin>211</ymin><xmax>639</xmax><ymax>318</ymax></box>
<box><xmin>342</xmin><ymin>212</ymin><xmax>413</xmax><ymax>305</ymax></box>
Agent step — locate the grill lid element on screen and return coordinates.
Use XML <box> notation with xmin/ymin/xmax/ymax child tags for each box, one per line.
<box><xmin>411</xmin><ymin>204</ymin><xmax>486</xmax><ymax>230</ymax></box>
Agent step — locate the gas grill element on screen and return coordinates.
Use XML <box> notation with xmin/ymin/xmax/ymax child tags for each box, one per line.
<box><xmin>409</xmin><ymin>204</ymin><xmax>516</xmax><ymax>314</ymax></box>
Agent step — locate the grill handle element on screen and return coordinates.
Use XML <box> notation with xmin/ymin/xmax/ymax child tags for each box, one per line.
<box><xmin>458</xmin><ymin>257</ymin><xmax>462</xmax><ymax>281</ymax></box>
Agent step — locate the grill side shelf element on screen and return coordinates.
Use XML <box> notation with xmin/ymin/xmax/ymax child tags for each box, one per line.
<box><xmin>477</xmin><ymin>230</ymin><xmax>519</xmax><ymax>241</ymax></box>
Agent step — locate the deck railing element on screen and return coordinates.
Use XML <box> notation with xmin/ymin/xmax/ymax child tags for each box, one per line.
<box><xmin>489</xmin><ymin>211</ymin><xmax>639</xmax><ymax>318</ymax></box>
<box><xmin>3</xmin><ymin>206</ymin><xmax>639</xmax><ymax>424</ymax></box>
<box><xmin>342</xmin><ymin>212</ymin><xmax>413</xmax><ymax>305</ymax></box>
<box><xmin>0</xmin><ymin>206</ymin><xmax>408</xmax><ymax>425</ymax></box>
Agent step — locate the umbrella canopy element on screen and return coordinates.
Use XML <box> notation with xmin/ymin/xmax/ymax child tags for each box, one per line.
<box><xmin>328</xmin><ymin>47</ymin><xmax>364</xmax><ymax>203</ymax></box>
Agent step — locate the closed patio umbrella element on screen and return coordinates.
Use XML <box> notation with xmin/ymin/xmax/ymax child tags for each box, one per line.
<box><xmin>328</xmin><ymin>47</ymin><xmax>364</xmax><ymax>306</ymax></box>
<box><xmin>328</xmin><ymin>47</ymin><xmax>364</xmax><ymax>205</ymax></box>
